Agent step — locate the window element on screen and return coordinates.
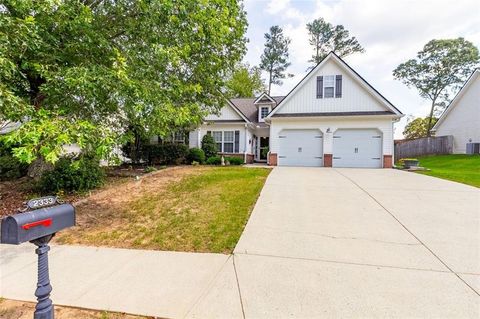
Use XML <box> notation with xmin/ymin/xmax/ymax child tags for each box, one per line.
<box><xmin>212</xmin><ymin>131</ymin><xmax>222</xmax><ymax>152</ymax></box>
<box><xmin>173</xmin><ymin>132</ymin><xmax>185</xmax><ymax>143</ymax></box>
<box><xmin>211</xmin><ymin>131</ymin><xmax>236</xmax><ymax>153</ymax></box>
<box><xmin>223</xmin><ymin>131</ymin><xmax>234</xmax><ymax>153</ymax></box>
<box><xmin>324</xmin><ymin>75</ymin><xmax>335</xmax><ymax>98</ymax></box>
<box><xmin>260</xmin><ymin>107</ymin><xmax>269</xmax><ymax>119</ymax></box>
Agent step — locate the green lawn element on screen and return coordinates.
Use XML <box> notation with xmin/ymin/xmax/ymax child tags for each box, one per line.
<box><xmin>416</xmin><ymin>154</ymin><xmax>480</xmax><ymax>188</ymax></box>
<box><xmin>57</xmin><ymin>166</ymin><xmax>270</xmax><ymax>253</ymax></box>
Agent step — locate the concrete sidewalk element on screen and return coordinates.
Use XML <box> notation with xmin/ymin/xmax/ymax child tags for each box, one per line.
<box><xmin>0</xmin><ymin>244</ymin><xmax>242</xmax><ymax>318</ymax></box>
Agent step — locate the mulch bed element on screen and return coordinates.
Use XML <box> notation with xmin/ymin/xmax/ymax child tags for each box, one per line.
<box><xmin>0</xmin><ymin>165</ymin><xmax>168</xmax><ymax>218</ymax></box>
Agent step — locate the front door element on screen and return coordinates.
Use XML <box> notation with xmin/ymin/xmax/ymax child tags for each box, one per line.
<box><xmin>259</xmin><ymin>137</ymin><xmax>269</xmax><ymax>160</ymax></box>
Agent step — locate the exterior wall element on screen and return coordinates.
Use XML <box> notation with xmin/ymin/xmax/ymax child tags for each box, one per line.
<box><xmin>269</xmin><ymin>116</ymin><xmax>395</xmax><ymax>158</ymax></box>
<box><xmin>245</xmin><ymin>128</ymin><xmax>254</xmax><ymax>155</ymax></box>
<box><xmin>205</xmin><ymin>103</ymin><xmax>242</xmax><ymax>121</ymax></box>
<box><xmin>188</xmin><ymin>123</ymin><xmax>250</xmax><ymax>154</ymax></box>
<box><xmin>276</xmin><ymin>59</ymin><xmax>387</xmax><ymax>114</ymax></box>
<box><xmin>435</xmin><ymin>75</ymin><xmax>480</xmax><ymax>153</ymax></box>
<box><xmin>383</xmin><ymin>155</ymin><xmax>393</xmax><ymax>168</ymax></box>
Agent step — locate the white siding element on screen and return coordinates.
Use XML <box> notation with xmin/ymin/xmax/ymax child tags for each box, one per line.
<box><xmin>435</xmin><ymin>75</ymin><xmax>480</xmax><ymax>153</ymax></box>
<box><xmin>270</xmin><ymin>117</ymin><xmax>394</xmax><ymax>156</ymax></box>
<box><xmin>189</xmin><ymin>123</ymin><xmax>251</xmax><ymax>153</ymax></box>
<box><xmin>276</xmin><ymin>59</ymin><xmax>388</xmax><ymax>114</ymax></box>
<box><xmin>205</xmin><ymin>103</ymin><xmax>242</xmax><ymax>121</ymax></box>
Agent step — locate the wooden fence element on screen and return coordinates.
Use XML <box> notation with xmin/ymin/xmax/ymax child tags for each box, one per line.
<box><xmin>394</xmin><ymin>135</ymin><xmax>453</xmax><ymax>160</ymax></box>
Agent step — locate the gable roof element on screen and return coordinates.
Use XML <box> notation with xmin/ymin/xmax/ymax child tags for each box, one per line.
<box><xmin>230</xmin><ymin>96</ymin><xmax>285</xmax><ymax>123</ymax></box>
<box><xmin>432</xmin><ymin>69</ymin><xmax>479</xmax><ymax>131</ymax></box>
<box><xmin>220</xmin><ymin>99</ymin><xmax>251</xmax><ymax>123</ymax></box>
<box><xmin>254</xmin><ymin>92</ymin><xmax>276</xmax><ymax>104</ymax></box>
<box><xmin>267</xmin><ymin>51</ymin><xmax>403</xmax><ymax>119</ymax></box>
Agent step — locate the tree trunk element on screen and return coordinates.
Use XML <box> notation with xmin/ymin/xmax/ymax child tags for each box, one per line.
<box><xmin>27</xmin><ymin>157</ymin><xmax>54</xmax><ymax>181</ymax></box>
<box><xmin>425</xmin><ymin>99</ymin><xmax>436</xmax><ymax>137</ymax></box>
<box><xmin>268</xmin><ymin>69</ymin><xmax>272</xmax><ymax>94</ymax></box>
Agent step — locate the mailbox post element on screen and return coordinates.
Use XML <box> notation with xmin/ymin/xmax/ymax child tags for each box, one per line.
<box><xmin>1</xmin><ymin>196</ymin><xmax>75</xmax><ymax>319</ymax></box>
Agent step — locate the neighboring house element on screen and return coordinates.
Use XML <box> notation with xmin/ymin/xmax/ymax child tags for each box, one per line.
<box><xmin>190</xmin><ymin>52</ymin><xmax>404</xmax><ymax>168</ymax></box>
<box><xmin>431</xmin><ymin>69</ymin><xmax>480</xmax><ymax>153</ymax></box>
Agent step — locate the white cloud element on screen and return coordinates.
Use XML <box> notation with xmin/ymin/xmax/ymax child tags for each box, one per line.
<box><xmin>243</xmin><ymin>0</ymin><xmax>480</xmax><ymax>137</ymax></box>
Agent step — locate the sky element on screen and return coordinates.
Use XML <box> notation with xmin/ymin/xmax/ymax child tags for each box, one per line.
<box><xmin>241</xmin><ymin>0</ymin><xmax>480</xmax><ymax>138</ymax></box>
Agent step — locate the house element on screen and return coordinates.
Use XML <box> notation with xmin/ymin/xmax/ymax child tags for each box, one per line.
<box><xmin>189</xmin><ymin>52</ymin><xmax>404</xmax><ymax>168</ymax></box>
<box><xmin>431</xmin><ymin>69</ymin><xmax>480</xmax><ymax>153</ymax></box>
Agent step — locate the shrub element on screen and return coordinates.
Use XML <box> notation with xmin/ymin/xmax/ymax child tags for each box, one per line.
<box><xmin>144</xmin><ymin>166</ymin><xmax>157</xmax><ymax>173</ymax></box>
<box><xmin>38</xmin><ymin>156</ymin><xmax>105</xmax><ymax>194</ymax></box>
<box><xmin>186</xmin><ymin>148</ymin><xmax>205</xmax><ymax>164</ymax></box>
<box><xmin>120</xmin><ymin>128</ymin><xmax>151</xmax><ymax>164</ymax></box>
<box><xmin>191</xmin><ymin>161</ymin><xmax>199</xmax><ymax>166</ymax></box>
<box><xmin>201</xmin><ymin>134</ymin><xmax>217</xmax><ymax>159</ymax></box>
<box><xmin>0</xmin><ymin>155</ymin><xmax>28</xmax><ymax>180</ymax></box>
<box><xmin>225</xmin><ymin>156</ymin><xmax>244</xmax><ymax>165</ymax></box>
<box><xmin>0</xmin><ymin>142</ymin><xmax>28</xmax><ymax>180</ymax></box>
<box><xmin>206</xmin><ymin>156</ymin><xmax>221</xmax><ymax>165</ymax></box>
<box><xmin>144</xmin><ymin>143</ymin><xmax>189</xmax><ymax>165</ymax></box>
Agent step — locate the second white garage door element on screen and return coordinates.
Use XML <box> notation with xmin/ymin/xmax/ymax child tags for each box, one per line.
<box><xmin>333</xmin><ymin>129</ymin><xmax>383</xmax><ymax>168</ymax></box>
<box><xmin>278</xmin><ymin>129</ymin><xmax>323</xmax><ymax>167</ymax></box>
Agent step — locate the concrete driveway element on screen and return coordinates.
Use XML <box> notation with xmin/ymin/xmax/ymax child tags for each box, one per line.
<box><xmin>233</xmin><ymin>167</ymin><xmax>480</xmax><ymax>318</ymax></box>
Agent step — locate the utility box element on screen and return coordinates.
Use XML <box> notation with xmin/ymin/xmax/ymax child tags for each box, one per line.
<box><xmin>466</xmin><ymin>143</ymin><xmax>480</xmax><ymax>154</ymax></box>
<box><xmin>1</xmin><ymin>203</ymin><xmax>75</xmax><ymax>245</ymax></box>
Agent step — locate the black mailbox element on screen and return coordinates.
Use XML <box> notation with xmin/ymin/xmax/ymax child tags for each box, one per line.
<box><xmin>1</xmin><ymin>203</ymin><xmax>75</xmax><ymax>244</ymax></box>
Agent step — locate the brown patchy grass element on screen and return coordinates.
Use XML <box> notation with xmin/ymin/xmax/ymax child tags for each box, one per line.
<box><xmin>0</xmin><ymin>298</ymin><xmax>152</xmax><ymax>319</ymax></box>
<box><xmin>55</xmin><ymin>166</ymin><xmax>270</xmax><ymax>253</ymax></box>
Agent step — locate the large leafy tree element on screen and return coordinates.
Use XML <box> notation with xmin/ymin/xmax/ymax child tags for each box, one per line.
<box><xmin>0</xmin><ymin>0</ymin><xmax>247</xmax><ymax>164</ymax></box>
<box><xmin>393</xmin><ymin>38</ymin><xmax>479</xmax><ymax>136</ymax></box>
<box><xmin>403</xmin><ymin>117</ymin><xmax>438</xmax><ymax>139</ymax></box>
<box><xmin>307</xmin><ymin>18</ymin><xmax>364</xmax><ymax>64</ymax></box>
<box><xmin>225</xmin><ymin>63</ymin><xmax>265</xmax><ymax>98</ymax></box>
<box><xmin>259</xmin><ymin>25</ymin><xmax>293</xmax><ymax>94</ymax></box>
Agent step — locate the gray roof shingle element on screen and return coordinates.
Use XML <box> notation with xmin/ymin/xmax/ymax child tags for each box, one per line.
<box><xmin>229</xmin><ymin>96</ymin><xmax>285</xmax><ymax>123</ymax></box>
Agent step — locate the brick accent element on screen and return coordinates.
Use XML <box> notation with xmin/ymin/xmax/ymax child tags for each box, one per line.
<box><xmin>219</xmin><ymin>153</ymin><xmax>243</xmax><ymax>159</ymax></box>
<box><xmin>268</xmin><ymin>153</ymin><xmax>278</xmax><ymax>166</ymax></box>
<box><xmin>324</xmin><ymin>154</ymin><xmax>332</xmax><ymax>167</ymax></box>
<box><xmin>245</xmin><ymin>154</ymin><xmax>254</xmax><ymax>164</ymax></box>
<box><xmin>383</xmin><ymin>155</ymin><xmax>393</xmax><ymax>168</ymax></box>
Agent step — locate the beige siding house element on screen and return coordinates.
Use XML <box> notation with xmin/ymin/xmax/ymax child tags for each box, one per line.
<box><xmin>432</xmin><ymin>70</ymin><xmax>480</xmax><ymax>154</ymax></box>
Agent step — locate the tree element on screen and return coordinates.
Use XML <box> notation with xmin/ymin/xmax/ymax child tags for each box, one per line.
<box><xmin>201</xmin><ymin>134</ymin><xmax>217</xmax><ymax>159</ymax></box>
<box><xmin>393</xmin><ymin>38</ymin><xmax>479</xmax><ymax>136</ymax></box>
<box><xmin>307</xmin><ymin>18</ymin><xmax>364</xmax><ymax>64</ymax></box>
<box><xmin>0</xmin><ymin>1</ymin><xmax>247</xmax><ymax>165</ymax></box>
<box><xmin>259</xmin><ymin>26</ymin><xmax>293</xmax><ymax>94</ymax></box>
<box><xmin>225</xmin><ymin>63</ymin><xmax>265</xmax><ymax>98</ymax></box>
<box><xmin>403</xmin><ymin>117</ymin><xmax>438</xmax><ymax>139</ymax></box>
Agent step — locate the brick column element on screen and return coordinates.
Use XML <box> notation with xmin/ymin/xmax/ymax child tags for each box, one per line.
<box><xmin>245</xmin><ymin>154</ymin><xmax>254</xmax><ymax>164</ymax></box>
<box><xmin>324</xmin><ymin>154</ymin><xmax>332</xmax><ymax>167</ymax></box>
<box><xmin>383</xmin><ymin>155</ymin><xmax>393</xmax><ymax>168</ymax></box>
<box><xmin>268</xmin><ymin>153</ymin><xmax>278</xmax><ymax>166</ymax></box>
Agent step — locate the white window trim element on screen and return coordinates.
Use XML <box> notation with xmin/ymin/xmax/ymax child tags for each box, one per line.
<box><xmin>212</xmin><ymin>130</ymin><xmax>235</xmax><ymax>153</ymax></box>
<box><xmin>173</xmin><ymin>132</ymin><xmax>185</xmax><ymax>143</ymax></box>
<box><xmin>323</xmin><ymin>75</ymin><xmax>335</xmax><ymax>98</ymax></box>
<box><xmin>258</xmin><ymin>105</ymin><xmax>271</xmax><ymax>122</ymax></box>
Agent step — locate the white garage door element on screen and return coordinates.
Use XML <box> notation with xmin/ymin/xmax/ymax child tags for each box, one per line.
<box><xmin>278</xmin><ymin>130</ymin><xmax>323</xmax><ymax>167</ymax></box>
<box><xmin>333</xmin><ymin>129</ymin><xmax>382</xmax><ymax>168</ymax></box>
